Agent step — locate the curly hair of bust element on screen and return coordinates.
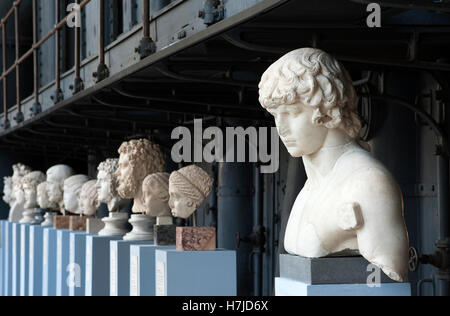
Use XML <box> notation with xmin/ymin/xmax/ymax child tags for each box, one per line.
<box><xmin>80</xmin><ymin>180</ymin><xmax>100</xmax><ymax>207</ymax></box>
<box><xmin>98</xmin><ymin>158</ymin><xmax>119</xmax><ymax>190</ymax></box>
<box><xmin>12</xmin><ymin>163</ymin><xmax>32</xmax><ymax>186</ymax></box>
<box><xmin>3</xmin><ymin>176</ymin><xmax>12</xmax><ymax>189</ymax></box>
<box><xmin>169</xmin><ymin>165</ymin><xmax>213</xmax><ymax>204</ymax></box>
<box><xmin>118</xmin><ymin>139</ymin><xmax>165</xmax><ymax>175</ymax></box>
<box><xmin>143</xmin><ymin>173</ymin><xmax>170</xmax><ymax>201</ymax></box>
<box><xmin>258</xmin><ymin>48</ymin><xmax>361</xmax><ymax>138</ymax></box>
<box><xmin>21</xmin><ymin>171</ymin><xmax>46</xmax><ymax>187</ymax></box>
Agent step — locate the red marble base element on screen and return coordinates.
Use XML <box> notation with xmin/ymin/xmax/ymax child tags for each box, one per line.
<box><xmin>176</xmin><ymin>226</ymin><xmax>216</xmax><ymax>251</ymax></box>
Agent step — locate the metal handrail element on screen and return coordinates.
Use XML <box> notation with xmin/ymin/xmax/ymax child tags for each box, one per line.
<box><xmin>0</xmin><ymin>0</ymin><xmax>154</xmax><ymax>129</ymax></box>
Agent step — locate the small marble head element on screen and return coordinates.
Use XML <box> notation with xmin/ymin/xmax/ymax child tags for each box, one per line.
<box><xmin>37</xmin><ymin>181</ymin><xmax>58</xmax><ymax>210</ymax></box>
<box><xmin>116</xmin><ymin>139</ymin><xmax>165</xmax><ymax>199</ymax></box>
<box><xmin>46</xmin><ymin>165</ymin><xmax>75</xmax><ymax>208</ymax></box>
<box><xmin>259</xmin><ymin>48</ymin><xmax>361</xmax><ymax>157</ymax></box>
<box><xmin>12</xmin><ymin>163</ymin><xmax>32</xmax><ymax>206</ymax></box>
<box><xmin>142</xmin><ymin>173</ymin><xmax>171</xmax><ymax>217</ymax></box>
<box><xmin>96</xmin><ymin>158</ymin><xmax>122</xmax><ymax>212</ymax></box>
<box><xmin>3</xmin><ymin>176</ymin><xmax>13</xmax><ymax>206</ymax></box>
<box><xmin>21</xmin><ymin>171</ymin><xmax>46</xmax><ymax>209</ymax></box>
<box><xmin>63</xmin><ymin>174</ymin><xmax>89</xmax><ymax>214</ymax></box>
<box><xmin>79</xmin><ymin>180</ymin><xmax>100</xmax><ymax>216</ymax></box>
<box><xmin>169</xmin><ymin>165</ymin><xmax>213</xmax><ymax>219</ymax></box>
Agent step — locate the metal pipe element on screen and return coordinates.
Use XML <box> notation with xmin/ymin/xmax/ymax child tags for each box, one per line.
<box><xmin>142</xmin><ymin>0</ymin><xmax>150</xmax><ymax>40</ymax></box>
<box><xmin>31</xmin><ymin>0</ymin><xmax>41</xmax><ymax>115</ymax></box>
<box><xmin>2</xmin><ymin>19</ymin><xmax>8</xmax><ymax>127</ymax></box>
<box><xmin>253</xmin><ymin>164</ymin><xmax>263</xmax><ymax>296</ymax></box>
<box><xmin>93</xmin><ymin>0</ymin><xmax>109</xmax><ymax>82</ymax></box>
<box><xmin>52</xmin><ymin>0</ymin><xmax>63</xmax><ymax>104</ymax></box>
<box><xmin>73</xmin><ymin>0</ymin><xmax>83</xmax><ymax>93</ymax></box>
<box><xmin>14</xmin><ymin>4</ymin><xmax>22</xmax><ymax>122</ymax></box>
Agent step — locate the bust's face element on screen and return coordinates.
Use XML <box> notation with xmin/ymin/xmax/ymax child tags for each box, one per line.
<box><xmin>143</xmin><ymin>183</ymin><xmax>170</xmax><ymax>217</ymax></box>
<box><xmin>14</xmin><ymin>184</ymin><xmax>26</xmax><ymax>206</ymax></box>
<box><xmin>96</xmin><ymin>170</ymin><xmax>113</xmax><ymax>203</ymax></box>
<box><xmin>64</xmin><ymin>184</ymin><xmax>83</xmax><ymax>214</ymax></box>
<box><xmin>46</xmin><ymin>178</ymin><xmax>62</xmax><ymax>204</ymax></box>
<box><xmin>79</xmin><ymin>190</ymin><xmax>96</xmax><ymax>216</ymax></box>
<box><xmin>116</xmin><ymin>153</ymin><xmax>138</xmax><ymax>199</ymax></box>
<box><xmin>268</xmin><ymin>103</ymin><xmax>328</xmax><ymax>157</ymax></box>
<box><xmin>23</xmin><ymin>181</ymin><xmax>38</xmax><ymax>209</ymax></box>
<box><xmin>3</xmin><ymin>181</ymin><xmax>12</xmax><ymax>205</ymax></box>
<box><xmin>168</xmin><ymin>188</ymin><xmax>197</xmax><ymax>219</ymax></box>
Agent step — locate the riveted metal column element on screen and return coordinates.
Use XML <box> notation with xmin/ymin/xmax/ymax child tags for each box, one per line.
<box><xmin>135</xmin><ymin>0</ymin><xmax>156</xmax><ymax>59</ymax></box>
<box><xmin>13</xmin><ymin>4</ymin><xmax>23</xmax><ymax>123</ymax></box>
<box><xmin>93</xmin><ymin>0</ymin><xmax>109</xmax><ymax>82</ymax></box>
<box><xmin>1</xmin><ymin>20</ymin><xmax>8</xmax><ymax>128</ymax></box>
<box><xmin>72</xmin><ymin>0</ymin><xmax>84</xmax><ymax>94</ymax></box>
<box><xmin>31</xmin><ymin>0</ymin><xmax>41</xmax><ymax>116</ymax></box>
<box><xmin>51</xmin><ymin>0</ymin><xmax>64</xmax><ymax>104</ymax></box>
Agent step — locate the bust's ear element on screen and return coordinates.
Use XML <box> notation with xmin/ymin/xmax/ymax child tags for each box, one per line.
<box><xmin>312</xmin><ymin>108</ymin><xmax>331</xmax><ymax>126</ymax></box>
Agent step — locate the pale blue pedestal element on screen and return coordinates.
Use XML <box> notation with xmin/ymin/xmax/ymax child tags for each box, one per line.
<box><xmin>0</xmin><ymin>220</ymin><xmax>5</xmax><ymax>296</ymax></box>
<box><xmin>20</xmin><ymin>224</ymin><xmax>30</xmax><ymax>296</ymax></box>
<box><xmin>56</xmin><ymin>229</ymin><xmax>71</xmax><ymax>296</ymax></box>
<box><xmin>2</xmin><ymin>222</ymin><xmax>12</xmax><ymax>296</ymax></box>
<box><xmin>69</xmin><ymin>232</ymin><xmax>90</xmax><ymax>296</ymax></box>
<box><xmin>11</xmin><ymin>223</ymin><xmax>22</xmax><ymax>296</ymax></box>
<box><xmin>85</xmin><ymin>235</ymin><xmax>122</xmax><ymax>296</ymax></box>
<box><xmin>110</xmin><ymin>240</ymin><xmax>154</xmax><ymax>296</ymax></box>
<box><xmin>155</xmin><ymin>249</ymin><xmax>237</xmax><ymax>296</ymax></box>
<box><xmin>42</xmin><ymin>228</ymin><xmax>57</xmax><ymax>296</ymax></box>
<box><xmin>29</xmin><ymin>226</ymin><xmax>44</xmax><ymax>296</ymax></box>
<box><xmin>274</xmin><ymin>278</ymin><xmax>412</xmax><ymax>296</ymax></box>
<box><xmin>129</xmin><ymin>244</ymin><xmax>175</xmax><ymax>296</ymax></box>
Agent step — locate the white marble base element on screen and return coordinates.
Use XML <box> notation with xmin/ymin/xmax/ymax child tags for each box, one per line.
<box><xmin>99</xmin><ymin>213</ymin><xmax>130</xmax><ymax>237</ymax></box>
<box><xmin>123</xmin><ymin>214</ymin><xmax>155</xmax><ymax>241</ymax></box>
<box><xmin>19</xmin><ymin>209</ymin><xmax>36</xmax><ymax>224</ymax></box>
<box><xmin>41</xmin><ymin>212</ymin><xmax>57</xmax><ymax>227</ymax></box>
<box><xmin>8</xmin><ymin>202</ymin><xmax>25</xmax><ymax>223</ymax></box>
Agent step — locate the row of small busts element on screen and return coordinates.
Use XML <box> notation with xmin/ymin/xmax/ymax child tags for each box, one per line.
<box><xmin>2</xmin><ymin>139</ymin><xmax>214</xmax><ymax>241</ymax></box>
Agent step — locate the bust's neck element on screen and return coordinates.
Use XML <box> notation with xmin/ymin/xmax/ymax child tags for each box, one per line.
<box><xmin>107</xmin><ymin>196</ymin><xmax>120</xmax><ymax>212</ymax></box>
<box><xmin>132</xmin><ymin>184</ymin><xmax>146</xmax><ymax>214</ymax></box>
<box><xmin>303</xmin><ymin>130</ymin><xmax>360</xmax><ymax>185</ymax></box>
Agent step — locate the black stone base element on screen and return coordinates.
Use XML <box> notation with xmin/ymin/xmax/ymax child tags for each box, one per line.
<box><xmin>154</xmin><ymin>224</ymin><xmax>176</xmax><ymax>246</ymax></box>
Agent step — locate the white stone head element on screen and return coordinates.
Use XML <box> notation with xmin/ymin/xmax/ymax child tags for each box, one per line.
<box><xmin>21</xmin><ymin>171</ymin><xmax>46</xmax><ymax>209</ymax></box>
<box><xmin>37</xmin><ymin>181</ymin><xmax>58</xmax><ymax>210</ymax></box>
<box><xmin>142</xmin><ymin>173</ymin><xmax>171</xmax><ymax>217</ymax></box>
<box><xmin>12</xmin><ymin>163</ymin><xmax>32</xmax><ymax>206</ymax></box>
<box><xmin>96</xmin><ymin>158</ymin><xmax>122</xmax><ymax>212</ymax></box>
<box><xmin>169</xmin><ymin>165</ymin><xmax>213</xmax><ymax>219</ymax></box>
<box><xmin>116</xmin><ymin>139</ymin><xmax>165</xmax><ymax>201</ymax></box>
<box><xmin>79</xmin><ymin>180</ymin><xmax>100</xmax><ymax>216</ymax></box>
<box><xmin>63</xmin><ymin>174</ymin><xmax>89</xmax><ymax>214</ymax></box>
<box><xmin>46</xmin><ymin>165</ymin><xmax>75</xmax><ymax>210</ymax></box>
<box><xmin>3</xmin><ymin>176</ymin><xmax>13</xmax><ymax>206</ymax></box>
<box><xmin>258</xmin><ymin>48</ymin><xmax>361</xmax><ymax>158</ymax></box>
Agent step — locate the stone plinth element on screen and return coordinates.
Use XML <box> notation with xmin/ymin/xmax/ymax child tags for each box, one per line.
<box><xmin>154</xmin><ymin>225</ymin><xmax>176</xmax><ymax>246</ymax></box>
<box><xmin>69</xmin><ymin>216</ymin><xmax>89</xmax><ymax>231</ymax></box>
<box><xmin>54</xmin><ymin>215</ymin><xmax>71</xmax><ymax>229</ymax></box>
<box><xmin>100</xmin><ymin>212</ymin><xmax>130</xmax><ymax>237</ymax></box>
<box><xmin>86</xmin><ymin>218</ymin><xmax>105</xmax><ymax>234</ymax></box>
<box><xmin>176</xmin><ymin>227</ymin><xmax>216</xmax><ymax>251</ymax></box>
<box><xmin>123</xmin><ymin>214</ymin><xmax>154</xmax><ymax>241</ymax></box>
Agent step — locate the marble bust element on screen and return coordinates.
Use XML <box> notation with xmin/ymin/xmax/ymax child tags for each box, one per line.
<box><xmin>79</xmin><ymin>180</ymin><xmax>100</xmax><ymax>217</ymax></box>
<box><xmin>117</xmin><ymin>139</ymin><xmax>165</xmax><ymax>240</ymax></box>
<box><xmin>96</xmin><ymin>158</ymin><xmax>131</xmax><ymax>236</ymax></box>
<box><xmin>258</xmin><ymin>48</ymin><xmax>409</xmax><ymax>282</ymax></box>
<box><xmin>46</xmin><ymin>165</ymin><xmax>75</xmax><ymax>212</ymax></box>
<box><xmin>8</xmin><ymin>163</ymin><xmax>32</xmax><ymax>222</ymax></box>
<box><xmin>169</xmin><ymin>165</ymin><xmax>214</xmax><ymax>221</ymax></box>
<box><xmin>20</xmin><ymin>171</ymin><xmax>46</xmax><ymax>224</ymax></box>
<box><xmin>63</xmin><ymin>175</ymin><xmax>89</xmax><ymax>215</ymax></box>
<box><xmin>142</xmin><ymin>173</ymin><xmax>173</xmax><ymax>225</ymax></box>
<box><xmin>3</xmin><ymin>176</ymin><xmax>13</xmax><ymax>206</ymax></box>
<box><xmin>37</xmin><ymin>181</ymin><xmax>59</xmax><ymax>226</ymax></box>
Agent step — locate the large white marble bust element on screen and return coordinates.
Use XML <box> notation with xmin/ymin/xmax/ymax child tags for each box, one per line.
<box><xmin>37</xmin><ymin>181</ymin><xmax>58</xmax><ymax>210</ymax></box>
<box><xmin>79</xmin><ymin>180</ymin><xmax>100</xmax><ymax>216</ymax></box>
<box><xmin>142</xmin><ymin>172</ymin><xmax>172</xmax><ymax>218</ymax></box>
<box><xmin>116</xmin><ymin>139</ymin><xmax>165</xmax><ymax>214</ymax></box>
<box><xmin>63</xmin><ymin>175</ymin><xmax>89</xmax><ymax>215</ymax></box>
<box><xmin>22</xmin><ymin>171</ymin><xmax>46</xmax><ymax>209</ymax></box>
<box><xmin>96</xmin><ymin>158</ymin><xmax>129</xmax><ymax>212</ymax></box>
<box><xmin>169</xmin><ymin>165</ymin><xmax>213</xmax><ymax>220</ymax></box>
<box><xmin>46</xmin><ymin>165</ymin><xmax>75</xmax><ymax>212</ymax></box>
<box><xmin>3</xmin><ymin>176</ymin><xmax>13</xmax><ymax>206</ymax></box>
<box><xmin>259</xmin><ymin>48</ymin><xmax>409</xmax><ymax>282</ymax></box>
